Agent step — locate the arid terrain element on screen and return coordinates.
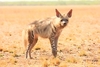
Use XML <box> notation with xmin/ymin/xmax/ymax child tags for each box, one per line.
<box><xmin>0</xmin><ymin>5</ymin><xmax>100</xmax><ymax>67</ymax></box>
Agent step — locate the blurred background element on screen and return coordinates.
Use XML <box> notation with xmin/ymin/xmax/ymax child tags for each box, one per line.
<box><xmin>0</xmin><ymin>0</ymin><xmax>100</xmax><ymax>6</ymax></box>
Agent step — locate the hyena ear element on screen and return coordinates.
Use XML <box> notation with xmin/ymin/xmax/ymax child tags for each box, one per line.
<box><xmin>67</xmin><ymin>9</ymin><xmax>72</xmax><ymax>18</ymax></box>
<box><xmin>55</xmin><ymin>9</ymin><xmax>63</xmax><ymax>18</ymax></box>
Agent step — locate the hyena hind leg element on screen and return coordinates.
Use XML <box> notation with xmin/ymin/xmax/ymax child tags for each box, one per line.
<box><xmin>26</xmin><ymin>30</ymin><xmax>38</xmax><ymax>59</ymax></box>
<box><xmin>26</xmin><ymin>38</ymin><xmax>38</xmax><ymax>59</ymax></box>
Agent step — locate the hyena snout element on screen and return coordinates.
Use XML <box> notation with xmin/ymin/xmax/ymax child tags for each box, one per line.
<box><xmin>63</xmin><ymin>22</ymin><xmax>67</xmax><ymax>26</ymax></box>
<box><xmin>60</xmin><ymin>21</ymin><xmax>68</xmax><ymax>27</ymax></box>
<box><xmin>60</xmin><ymin>18</ymin><xmax>68</xmax><ymax>26</ymax></box>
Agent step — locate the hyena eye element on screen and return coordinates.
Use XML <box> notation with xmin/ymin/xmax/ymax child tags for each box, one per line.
<box><xmin>61</xmin><ymin>19</ymin><xmax>68</xmax><ymax>22</ymax></box>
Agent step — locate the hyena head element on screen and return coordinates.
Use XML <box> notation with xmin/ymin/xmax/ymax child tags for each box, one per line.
<box><xmin>54</xmin><ymin>9</ymin><xmax>72</xmax><ymax>29</ymax></box>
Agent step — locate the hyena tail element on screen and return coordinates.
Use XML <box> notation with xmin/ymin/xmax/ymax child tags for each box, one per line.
<box><xmin>22</xmin><ymin>29</ymin><xmax>28</xmax><ymax>51</ymax></box>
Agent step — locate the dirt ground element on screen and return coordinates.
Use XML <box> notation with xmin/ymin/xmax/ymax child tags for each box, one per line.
<box><xmin>0</xmin><ymin>5</ymin><xmax>100</xmax><ymax>67</ymax></box>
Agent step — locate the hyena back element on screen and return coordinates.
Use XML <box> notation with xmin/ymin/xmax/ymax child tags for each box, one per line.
<box><xmin>23</xmin><ymin>9</ymin><xmax>72</xmax><ymax>59</ymax></box>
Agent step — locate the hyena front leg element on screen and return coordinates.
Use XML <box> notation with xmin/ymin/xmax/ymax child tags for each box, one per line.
<box><xmin>26</xmin><ymin>30</ymin><xmax>38</xmax><ymax>59</ymax></box>
<box><xmin>49</xmin><ymin>34</ymin><xmax>59</xmax><ymax>57</ymax></box>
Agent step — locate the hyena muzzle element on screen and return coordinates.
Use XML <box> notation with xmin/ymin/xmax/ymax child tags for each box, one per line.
<box><xmin>22</xmin><ymin>9</ymin><xmax>72</xmax><ymax>59</ymax></box>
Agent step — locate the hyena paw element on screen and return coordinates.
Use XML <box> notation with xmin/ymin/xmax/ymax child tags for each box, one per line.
<box><xmin>52</xmin><ymin>50</ymin><xmax>57</xmax><ymax>57</ymax></box>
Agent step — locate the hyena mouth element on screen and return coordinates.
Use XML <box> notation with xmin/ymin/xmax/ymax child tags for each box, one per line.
<box><xmin>63</xmin><ymin>22</ymin><xmax>67</xmax><ymax>26</ymax></box>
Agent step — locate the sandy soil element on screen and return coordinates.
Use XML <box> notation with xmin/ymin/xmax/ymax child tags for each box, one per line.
<box><xmin>0</xmin><ymin>5</ymin><xmax>100</xmax><ymax>67</ymax></box>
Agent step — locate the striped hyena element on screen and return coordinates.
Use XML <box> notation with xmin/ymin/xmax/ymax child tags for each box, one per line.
<box><xmin>22</xmin><ymin>9</ymin><xmax>72</xmax><ymax>59</ymax></box>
